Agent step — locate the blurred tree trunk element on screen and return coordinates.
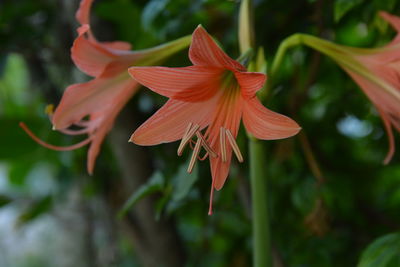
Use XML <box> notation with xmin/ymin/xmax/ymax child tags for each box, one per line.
<box><xmin>109</xmin><ymin>104</ymin><xmax>186</xmax><ymax>266</ymax></box>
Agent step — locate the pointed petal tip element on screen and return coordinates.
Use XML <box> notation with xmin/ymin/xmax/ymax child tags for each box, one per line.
<box><xmin>128</xmin><ymin>133</ymin><xmax>145</xmax><ymax>145</ymax></box>
<box><xmin>214</xmin><ymin>183</ymin><xmax>224</xmax><ymax>191</ymax></box>
<box><xmin>128</xmin><ymin>134</ymin><xmax>136</xmax><ymax>144</ymax></box>
<box><xmin>283</xmin><ymin>124</ymin><xmax>302</xmax><ymax>139</ymax></box>
<box><xmin>378</xmin><ymin>11</ymin><xmax>400</xmax><ymax>32</ymax></box>
<box><xmin>383</xmin><ymin>148</ymin><xmax>394</xmax><ymax>165</ymax></box>
<box><xmin>379</xmin><ymin>10</ymin><xmax>392</xmax><ymax>20</ymax></box>
<box><xmin>192</xmin><ymin>25</ymin><xmax>208</xmax><ymax>39</ymax></box>
<box><xmin>128</xmin><ymin>67</ymin><xmax>146</xmax><ymax>80</ymax></box>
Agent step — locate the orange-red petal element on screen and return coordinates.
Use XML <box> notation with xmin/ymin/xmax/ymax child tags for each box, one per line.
<box><xmin>189</xmin><ymin>26</ymin><xmax>245</xmax><ymax>71</ymax></box>
<box><xmin>210</xmin><ymin>149</ymin><xmax>232</xmax><ymax>190</ymax></box>
<box><xmin>380</xmin><ymin>11</ymin><xmax>400</xmax><ymax>33</ymax></box>
<box><xmin>72</xmin><ymin>25</ymin><xmax>134</xmax><ymax>77</ymax></box>
<box><xmin>76</xmin><ymin>0</ymin><xmax>93</xmax><ymax>26</ymax></box>
<box><xmin>243</xmin><ymin>97</ymin><xmax>301</xmax><ymax>140</ymax></box>
<box><xmin>235</xmin><ymin>71</ymin><xmax>266</xmax><ymax>99</ymax></box>
<box><xmin>129</xmin><ymin>66</ymin><xmax>223</xmax><ymax>101</ymax></box>
<box><xmin>130</xmin><ymin>98</ymin><xmax>218</xmax><ymax>145</ymax></box>
<box><xmin>376</xmin><ymin>108</ymin><xmax>395</xmax><ymax>164</ymax></box>
<box><xmin>52</xmin><ymin>73</ymin><xmax>137</xmax><ymax>130</ymax></box>
<box><xmin>101</xmin><ymin>41</ymin><xmax>132</xmax><ymax>51</ymax></box>
<box><xmin>72</xmin><ymin>25</ymin><xmax>117</xmax><ymax>77</ymax></box>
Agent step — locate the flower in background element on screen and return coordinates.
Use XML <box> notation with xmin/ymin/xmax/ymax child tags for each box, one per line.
<box><xmin>129</xmin><ymin>26</ymin><xmax>300</xmax><ymax>214</ymax></box>
<box><xmin>338</xmin><ymin>12</ymin><xmax>400</xmax><ymax>164</ymax></box>
<box><xmin>297</xmin><ymin>11</ymin><xmax>400</xmax><ymax>164</ymax></box>
<box><xmin>20</xmin><ymin>0</ymin><xmax>190</xmax><ymax>174</ymax></box>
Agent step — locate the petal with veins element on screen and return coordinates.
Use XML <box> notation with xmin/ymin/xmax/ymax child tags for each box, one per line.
<box><xmin>234</xmin><ymin>71</ymin><xmax>266</xmax><ymax>98</ymax></box>
<box><xmin>53</xmin><ymin>73</ymin><xmax>137</xmax><ymax>130</ymax></box>
<box><xmin>243</xmin><ymin>97</ymin><xmax>301</xmax><ymax>140</ymax></box>
<box><xmin>72</xmin><ymin>25</ymin><xmax>117</xmax><ymax>77</ymax></box>
<box><xmin>130</xmin><ymin>97</ymin><xmax>218</xmax><ymax>145</ymax></box>
<box><xmin>189</xmin><ymin>26</ymin><xmax>245</xmax><ymax>71</ymax></box>
<box><xmin>129</xmin><ymin>66</ymin><xmax>223</xmax><ymax>101</ymax></box>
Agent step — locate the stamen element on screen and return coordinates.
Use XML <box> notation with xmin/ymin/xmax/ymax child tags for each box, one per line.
<box><xmin>196</xmin><ymin>132</ymin><xmax>217</xmax><ymax>158</ymax></box>
<box><xmin>177</xmin><ymin>122</ymin><xmax>193</xmax><ymax>155</ymax></box>
<box><xmin>187</xmin><ymin>137</ymin><xmax>202</xmax><ymax>173</ymax></box>
<box><xmin>225</xmin><ymin>129</ymin><xmax>244</xmax><ymax>163</ymax></box>
<box><xmin>19</xmin><ymin>122</ymin><xmax>92</xmax><ymax>151</ymax></box>
<box><xmin>219</xmin><ymin>127</ymin><xmax>227</xmax><ymax>162</ymax></box>
<box><xmin>177</xmin><ymin>123</ymin><xmax>199</xmax><ymax>156</ymax></box>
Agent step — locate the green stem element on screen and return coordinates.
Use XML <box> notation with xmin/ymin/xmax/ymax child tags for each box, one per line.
<box><xmin>269</xmin><ymin>33</ymin><xmax>303</xmax><ymax>78</ymax></box>
<box><xmin>249</xmin><ymin>138</ymin><xmax>271</xmax><ymax>267</ymax></box>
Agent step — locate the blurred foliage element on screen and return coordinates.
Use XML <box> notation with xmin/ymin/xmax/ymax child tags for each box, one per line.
<box><xmin>1</xmin><ymin>0</ymin><xmax>400</xmax><ymax>266</ymax></box>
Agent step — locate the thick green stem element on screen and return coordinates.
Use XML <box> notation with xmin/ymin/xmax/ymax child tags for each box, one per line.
<box><xmin>249</xmin><ymin>138</ymin><xmax>271</xmax><ymax>267</ymax></box>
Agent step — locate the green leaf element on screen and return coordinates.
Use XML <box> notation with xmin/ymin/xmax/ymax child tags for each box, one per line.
<box><xmin>141</xmin><ymin>0</ymin><xmax>170</xmax><ymax>32</ymax></box>
<box><xmin>16</xmin><ymin>195</ymin><xmax>53</xmax><ymax>226</ymax></box>
<box><xmin>334</xmin><ymin>0</ymin><xmax>364</xmax><ymax>22</ymax></box>
<box><xmin>171</xmin><ymin>162</ymin><xmax>198</xmax><ymax>202</ymax></box>
<box><xmin>118</xmin><ymin>171</ymin><xmax>164</xmax><ymax>219</ymax></box>
<box><xmin>8</xmin><ymin>160</ymin><xmax>35</xmax><ymax>186</ymax></box>
<box><xmin>0</xmin><ymin>118</ymin><xmax>41</xmax><ymax>160</ymax></box>
<box><xmin>358</xmin><ymin>232</ymin><xmax>400</xmax><ymax>267</ymax></box>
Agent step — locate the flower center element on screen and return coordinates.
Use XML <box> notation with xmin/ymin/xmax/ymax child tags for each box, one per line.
<box><xmin>221</xmin><ymin>70</ymin><xmax>240</xmax><ymax>95</ymax></box>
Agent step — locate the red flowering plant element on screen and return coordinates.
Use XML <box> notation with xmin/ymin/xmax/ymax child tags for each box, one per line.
<box><xmin>20</xmin><ymin>0</ymin><xmax>190</xmax><ymax>174</ymax></box>
<box><xmin>128</xmin><ymin>26</ymin><xmax>301</xmax><ymax>214</ymax></box>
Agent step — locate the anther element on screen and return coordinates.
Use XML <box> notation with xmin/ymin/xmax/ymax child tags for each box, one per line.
<box><xmin>45</xmin><ymin>104</ymin><xmax>54</xmax><ymax>116</ymax></box>
<box><xmin>220</xmin><ymin>127</ymin><xmax>227</xmax><ymax>162</ymax></box>
<box><xmin>177</xmin><ymin>123</ymin><xmax>199</xmax><ymax>156</ymax></box>
<box><xmin>187</xmin><ymin>137</ymin><xmax>202</xmax><ymax>173</ymax></box>
<box><xmin>225</xmin><ymin>129</ymin><xmax>243</xmax><ymax>162</ymax></box>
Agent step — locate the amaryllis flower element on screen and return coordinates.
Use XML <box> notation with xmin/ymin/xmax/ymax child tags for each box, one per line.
<box><xmin>21</xmin><ymin>0</ymin><xmax>190</xmax><ymax>174</ymax></box>
<box><xmin>344</xmin><ymin>11</ymin><xmax>400</xmax><ymax>164</ymax></box>
<box><xmin>128</xmin><ymin>26</ymin><xmax>301</xmax><ymax>213</ymax></box>
<box><xmin>326</xmin><ymin>11</ymin><xmax>400</xmax><ymax>163</ymax></box>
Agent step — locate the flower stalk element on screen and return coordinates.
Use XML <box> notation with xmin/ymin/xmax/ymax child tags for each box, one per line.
<box><xmin>249</xmin><ymin>138</ymin><xmax>272</xmax><ymax>267</ymax></box>
<box><xmin>239</xmin><ymin>0</ymin><xmax>272</xmax><ymax>266</ymax></box>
